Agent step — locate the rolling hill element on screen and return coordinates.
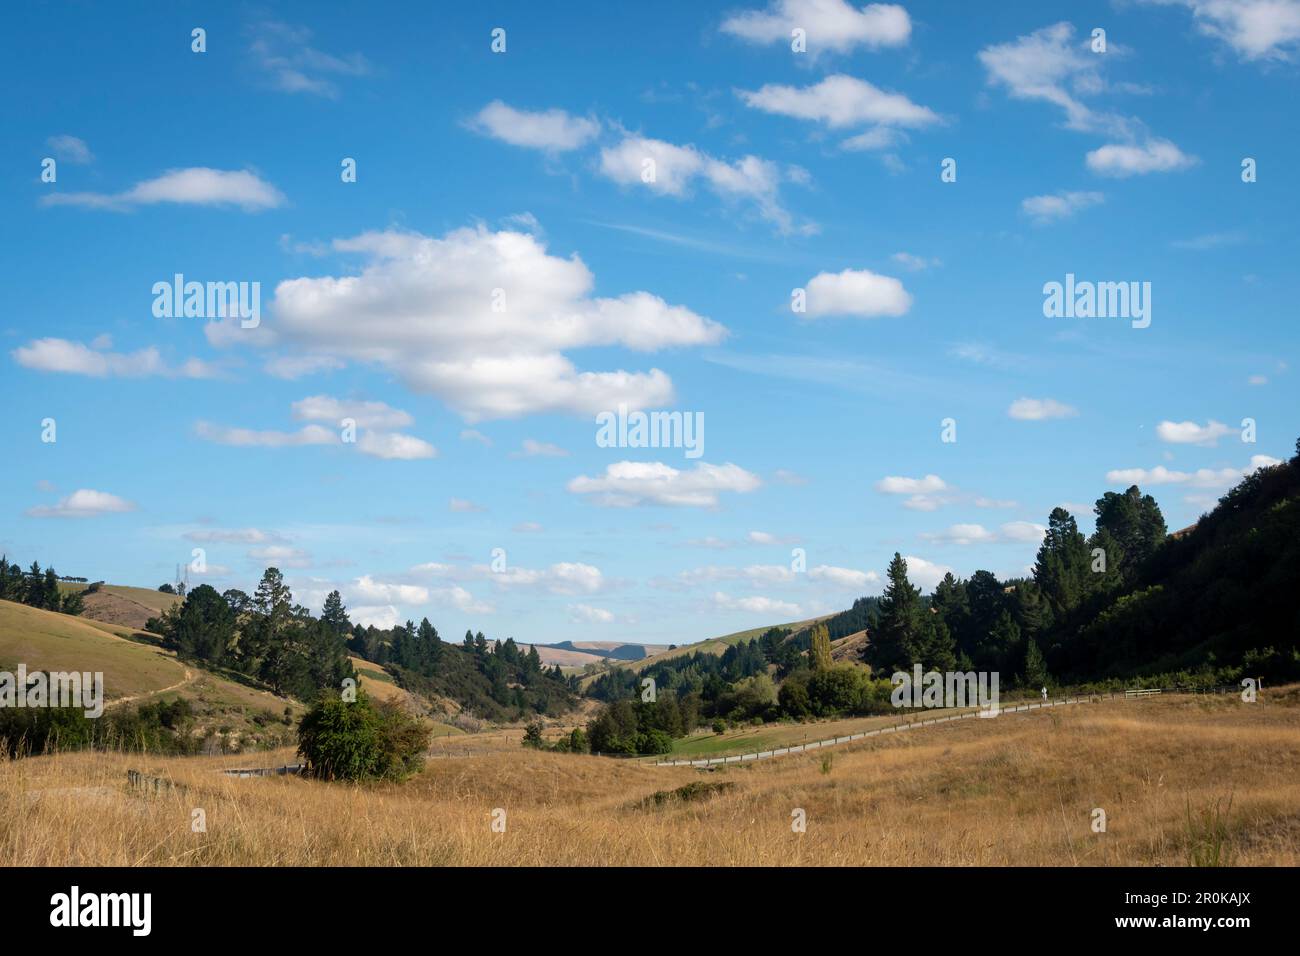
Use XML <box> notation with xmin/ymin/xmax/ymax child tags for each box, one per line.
<box><xmin>0</xmin><ymin>598</ymin><xmax>301</xmax><ymax>750</ymax></box>
<box><xmin>57</xmin><ymin>581</ymin><xmax>180</xmax><ymax>631</ymax></box>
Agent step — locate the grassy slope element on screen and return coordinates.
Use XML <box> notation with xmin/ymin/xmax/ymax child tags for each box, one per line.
<box><xmin>0</xmin><ymin>598</ymin><xmax>301</xmax><ymax>746</ymax></box>
<box><xmin>58</xmin><ymin>582</ymin><xmax>181</xmax><ymax>631</ymax></box>
<box><xmin>0</xmin><ymin>599</ymin><xmax>184</xmax><ymax>700</ymax></box>
<box><xmin>8</xmin><ymin>687</ymin><xmax>1298</xmax><ymax>865</ymax></box>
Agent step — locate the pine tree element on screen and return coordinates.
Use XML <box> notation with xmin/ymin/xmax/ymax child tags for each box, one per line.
<box><xmin>865</xmin><ymin>553</ymin><xmax>925</xmax><ymax>674</ymax></box>
<box><xmin>321</xmin><ymin>590</ymin><xmax>350</xmax><ymax>635</ymax></box>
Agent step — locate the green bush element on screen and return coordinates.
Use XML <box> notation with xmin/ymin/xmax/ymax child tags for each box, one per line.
<box><xmin>297</xmin><ymin>690</ymin><xmax>430</xmax><ymax>782</ymax></box>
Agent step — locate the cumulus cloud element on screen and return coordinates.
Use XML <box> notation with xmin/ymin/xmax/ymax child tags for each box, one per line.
<box><xmin>597</xmin><ymin>136</ymin><xmax>810</xmax><ymax>233</ymax></box>
<box><xmin>26</xmin><ymin>489</ymin><xmax>136</xmax><ymax>519</ymax></box>
<box><xmin>357</xmin><ymin>431</ymin><xmax>437</xmax><ymax>460</ymax></box>
<box><xmin>352</xmin><ymin>575</ymin><xmax>429</xmax><ymax>604</ymax></box>
<box><xmin>900</xmin><ymin>555</ymin><xmax>953</xmax><ymax>591</ymax></box>
<box><xmin>449</xmin><ymin>498</ymin><xmax>486</xmax><ymax>513</ymax></box>
<box><xmin>291</xmin><ymin>395</ymin><xmax>413</xmax><ymax>430</ymax></box>
<box><xmin>721</xmin><ymin>0</ymin><xmax>911</xmax><ymax>53</ymax></box>
<box><xmin>261</xmin><ymin>225</ymin><xmax>725</xmax><ymax>421</ymax></box>
<box><xmin>1021</xmin><ymin>190</ymin><xmax>1104</xmax><ymax>223</ymax></box>
<box><xmin>801</xmin><ymin>268</ymin><xmax>912</xmax><ymax>318</ymax></box>
<box><xmin>1138</xmin><ymin>0</ymin><xmax>1300</xmax><ymax>61</ymax></box>
<box><xmin>42</xmin><ymin>168</ymin><xmax>285</xmax><ymax>211</ymax></box>
<box><xmin>470</xmin><ymin>101</ymin><xmax>599</xmax><ymax>152</ymax></box>
<box><xmin>1008</xmin><ymin>397</ymin><xmax>1078</xmax><ymax>420</ymax></box>
<box><xmin>738</xmin><ymin>74</ymin><xmax>938</xmax><ymax>129</ymax></box>
<box><xmin>711</xmin><ymin>591</ymin><xmax>802</xmax><ymax>617</ymax></box>
<box><xmin>921</xmin><ymin>523</ymin><xmax>996</xmax><ymax>545</ymax></box>
<box><xmin>567</xmin><ymin>461</ymin><xmax>761</xmax><ymax>507</ymax></box>
<box><xmin>1085</xmin><ymin>139</ymin><xmax>1197</xmax><ymax>177</ymax></box>
<box><xmin>13</xmin><ymin>338</ymin><xmax>217</xmax><ymax>379</ymax></box>
<box><xmin>875</xmin><ymin>474</ymin><xmax>947</xmax><ymax>495</ymax></box>
<box><xmin>569</xmin><ymin>603</ymin><xmax>615</xmax><ymax>624</ymax></box>
<box><xmin>1156</xmin><ymin>419</ymin><xmax>1235</xmax><ymax>446</ymax></box>
<box><xmin>808</xmin><ymin>565</ymin><xmax>879</xmax><ymax>588</ymax></box>
<box><xmin>1106</xmin><ymin>455</ymin><xmax>1281</xmax><ymax>488</ymax></box>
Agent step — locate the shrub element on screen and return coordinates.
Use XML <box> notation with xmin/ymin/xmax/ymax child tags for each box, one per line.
<box><xmin>297</xmin><ymin>690</ymin><xmax>430</xmax><ymax>782</ymax></box>
<box><xmin>711</xmin><ymin>719</ymin><xmax>726</xmax><ymax>735</ymax></box>
<box><xmin>636</xmin><ymin>729</ymin><xmax>674</xmax><ymax>755</ymax></box>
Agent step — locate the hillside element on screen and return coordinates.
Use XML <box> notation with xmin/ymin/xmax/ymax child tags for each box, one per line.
<box><xmin>0</xmin><ymin>598</ymin><xmax>301</xmax><ymax>751</ymax></box>
<box><xmin>529</xmin><ymin>640</ymin><xmax>672</xmax><ymax>667</ymax></box>
<box><xmin>1051</xmin><ymin>448</ymin><xmax>1300</xmax><ymax>682</ymax></box>
<box><xmin>578</xmin><ymin>616</ymin><xmax>829</xmax><ymax>689</ymax></box>
<box><xmin>56</xmin><ymin>581</ymin><xmax>180</xmax><ymax>631</ymax></box>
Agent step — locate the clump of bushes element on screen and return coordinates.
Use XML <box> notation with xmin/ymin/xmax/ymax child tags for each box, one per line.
<box><xmin>0</xmin><ymin>698</ymin><xmax>197</xmax><ymax>758</ymax></box>
<box><xmin>297</xmin><ymin>690</ymin><xmax>431</xmax><ymax>782</ymax></box>
<box><xmin>521</xmin><ymin>720</ymin><xmax>589</xmax><ymax>753</ymax></box>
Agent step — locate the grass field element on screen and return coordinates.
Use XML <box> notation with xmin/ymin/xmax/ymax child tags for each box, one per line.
<box><xmin>0</xmin><ymin>599</ymin><xmax>300</xmax><ymax>749</ymax></box>
<box><xmin>4</xmin><ymin>686</ymin><xmax>1297</xmax><ymax>866</ymax></box>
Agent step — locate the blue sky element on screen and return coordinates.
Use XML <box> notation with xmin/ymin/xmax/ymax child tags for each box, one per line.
<box><xmin>2</xmin><ymin>0</ymin><xmax>1296</xmax><ymax>644</ymax></box>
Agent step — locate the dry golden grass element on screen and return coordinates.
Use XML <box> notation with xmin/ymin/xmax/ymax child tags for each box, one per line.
<box><xmin>3</xmin><ymin>687</ymin><xmax>1298</xmax><ymax>866</ymax></box>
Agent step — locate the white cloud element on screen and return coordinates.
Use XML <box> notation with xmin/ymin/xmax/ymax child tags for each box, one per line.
<box><xmin>738</xmin><ymin>74</ymin><xmax>938</xmax><ymax>129</ymax></box>
<box><xmin>567</xmin><ymin>460</ymin><xmax>761</xmax><ymax>507</ymax></box>
<box><xmin>569</xmin><ymin>603</ymin><xmax>615</xmax><ymax>624</ymax></box>
<box><xmin>194</xmin><ymin>421</ymin><xmax>337</xmax><ymax>448</ymax></box>
<box><xmin>1000</xmin><ymin>521</ymin><xmax>1048</xmax><ymax>543</ymax></box>
<box><xmin>43</xmin><ymin>168</ymin><xmax>285</xmax><ymax>211</ymax></box>
<box><xmin>901</xmin><ymin>555</ymin><xmax>953</xmax><ymax>591</ymax></box>
<box><xmin>351</xmin><ymin>605</ymin><xmax>401</xmax><ymax>629</ymax></box>
<box><xmin>1106</xmin><ymin>455</ymin><xmax>1281</xmax><ymax>487</ymax></box>
<box><xmin>875</xmin><ymin>474</ymin><xmax>947</xmax><ymax>495</ymax></box>
<box><xmin>449</xmin><ymin>498</ymin><xmax>486</xmax><ymax>513</ymax></box>
<box><xmin>263</xmin><ymin>225</ymin><xmax>725</xmax><ymax>421</ymax></box>
<box><xmin>357</xmin><ymin>431</ymin><xmax>437</xmax><ymax>460</ymax></box>
<box><xmin>470</xmin><ymin>101</ymin><xmax>599</xmax><ymax>152</ymax></box>
<box><xmin>808</xmin><ymin>565</ymin><xmax>879</xmax><ymax>589</ymax></box>
<box><xmin>979</xmin><ymin>22</ymin><xmax>1127</xmax><ymax>136</ymax></box>
<box><xmin>597</xmin><ymin>136</ymin><xmax>808</xmax><ymax>233</ymax></box>
<box><xmin>460</xmin><ymin>429</ymin><xmax>493</xmax><ymax>446</ymax></box>
<box><xmin>26</xmin><ymin>489</ymin><xmax>135</xmax><ymax>519</ymax></box>
<box><xmin>513</xmin><ymin>439</ymin><xmax>569</xmax><ymax>458</ymax></box>
<box><xmin>802</xmin><ymin>268</ymin><xmax>912</xmax><ymax>318</ymax></box>
<box><xmin>352</xmin><ymin>575</ymin><xmax>429</xmax><ymax>604</ymax></box>
<box><xmin>1021</xmin><ymin>190</ymin><xmax>1104</xmax><ymax>223</ymax></box>
<box><xmin>921</xmin><ymin>523</ymin><xmax>996</xmax><ymax>545</ymax></box>
<box><xmin>1139</xmin><ymin>0</ymin><xmax>1300</xmax><ymax>61</ymax></box>
<box><xmin>13</xmin><ymin>338</ymin><xmax>217</xmax><ymax>379</ymax></box>
<box><xmin>721</xmin><ymin>0</ymin><xmax>911</xmax><ymax>53</ymax></box>
<box><xmin>1008</xmin><ymin>397</ymin><xmax>1079</xmax><ymax>420</ymax></box>
<box><xmin>513</xmin><ymin>521</ymin><xmax>544</xmax><ymax>533</ymax></box>
<box><xmin>1085</xmin><ymin>139</ymin><xmax>1197</xmax><ymax>177</ymax></box>
<box><xmin>484</xmin><ymin>562</ymin><xmax>605</xmax><ymax>596</ymax></box>
<box><xmin>711</xmin><ymin>591</ymin><xmax>802</xmax><ymax>617</ymax></box>
<box><xmin>1156</xmin><ymin>419</ymin><xmax>1235</xmax><ymax>446</ymax></box>
<box><xmin>47</xmin><ymin>135</ymin><xmax>93</xmax><ymax>164</ymax></box>
<box><xmin>291</xmin><ymin>395</ymin><xmax>413</xmax><ymax>430</ymax></box>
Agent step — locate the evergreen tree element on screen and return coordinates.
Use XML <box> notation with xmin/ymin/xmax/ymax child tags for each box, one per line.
<box><xmin>321</xmin><ymin>590</ymin><xmax>351</xmax><ymax>635</ymax></box>
<box><xmin>1033</xmin><ymin>508</ymin><xmax>1091</xmax><ymax>620</ymax></box>
<box><xmin>865</xmin><ymin>554</ymin><xmax>926</xmax><ymax>674</ymax></box>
